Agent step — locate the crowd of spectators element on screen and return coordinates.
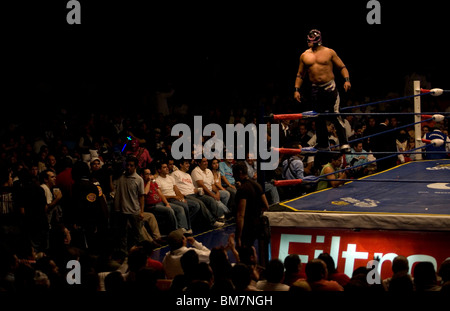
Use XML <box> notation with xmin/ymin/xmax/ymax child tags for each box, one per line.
<box><xmin>1</xmin><ymin>71</ymin><xmax>449</xmax><ymax>294</ymax></box>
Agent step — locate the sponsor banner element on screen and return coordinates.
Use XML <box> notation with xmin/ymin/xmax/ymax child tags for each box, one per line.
<box><xmin>270</xmin><ymin>226</ymin><xmax>450</xmax><ymax>280</ymax></box>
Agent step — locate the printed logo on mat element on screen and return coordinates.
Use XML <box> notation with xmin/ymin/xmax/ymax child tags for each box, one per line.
<box><xmin>426</xmin><ymin>164</ymin><xmax>450</xmax><ymax>170</ymax></box>
<box><xmin>331</xmin><ymin>197</ymin><xmax>380</xmax><ymax>208</ymax></box>
<box><xmin>427</xmin><ymin>183</ymin><xmax>450</xmax><ymax>191</ymax></box>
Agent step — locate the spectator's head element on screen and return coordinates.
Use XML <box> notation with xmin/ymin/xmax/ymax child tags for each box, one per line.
<box><xmin>178</xmin><ymin>159</ymin><xmax>191</xmax><ymax>172</ymax></box>
<box><xmin>284</xmin><ymin>254</ymin><xmax>301</xmax><ymax>274</ymax></box>
<box><xmin>237</xmin><ymin>245</ymin><xmax>258</xmax><ymax>266</ymax></box>
<box><xmin>39</xmin><ymin>169</ymin><xmax>57</xmax><ymax>186</ymax></box>
<box><xmin>305</xmin><ymin>259</ymin><xmax>328</xmax><ymax>282</ymax></box>
<box><xmin>198</xmin><ymin>157</ymin><xmax>209</xmax><ymax>170</ymax></box>
<box><xmin>90</xmin><ymin>157</ymin><xmax>103</xmax><ymax>171</ymax></box>
<box><xmin>167</xmin><ymin>229</ymin><xmax>186</xmax><ymax>251</ymax></box>
<box><xmin>231</xmin><ymin>263</ymin><xmax>252</xmax><ymax>291</ymax></box>
<box><xmin>413</xmin><ymin>261</ymin><xmax>437</xmax><ymax>290</ymax></box>
<box><xmin>392</xmin><ymin>255</ymin><xmax>409</xmax><ymax>274</ymax></box>
<box><xmin>125</xmin><ymin>156</ymin><xmax>139</xmax><ymax>175</ymax></box>
<box><xmin>180</xmin><ymin>249</ymin><xmax>199</xmax><ymax>281</ymax></box>
<box><xmin>265</xmin><ymin>259</ymin><xmax>285</xmax><ymax>283</ymax></box>
<box><xmin>329</xmin><ymin>153</ymin><xmax>343</xmax><ymax>168</ymax></box>
<box><xmin>318</xmin><ymin>253</ymin><xmax>337</xmax><ymax>275</ymax></box>
<box><xmin>232</xmin><ymin>161</ymin><xmax>248</xmax><ymax>182</ymax></box>
<box><xmin>131</xmin><ymin>138</ymin><xmax>139</xmax><ymax>150</ymax></box>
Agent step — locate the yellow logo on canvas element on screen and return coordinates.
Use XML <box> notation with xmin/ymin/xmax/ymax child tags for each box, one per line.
<box><xmin>331</xmin><ymin>201</ymin><xmax>350</xmax><ymax>206</ymax></box>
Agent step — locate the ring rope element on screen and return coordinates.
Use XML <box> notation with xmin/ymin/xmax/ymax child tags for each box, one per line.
<box><xmin>318</xmin><ymin>178</ymin><xmax>450</xmax><ymax>184</ymax></box>
<box><xmin>273</xmin><ymin>141</ymin><xmax>442</xmax><ymax>187</ymax></box>
<box><xmin>315</xmin><ymin>112</ymin><xmax>450</xmax><ymax>117</ymax></box>
<box><xmin>340</xmin><ymin>91</ymin><xmax>433</xmax><ymax>111</ymax></box>
<box><xmin>333</xmin><ymin>116</ymin><xmax>441</xmax><ymax>149</ymax></box>
<box><xmin>268</xmin><ymin>111</ymin><xmax>449</xmax><ymax>121</ymax></box>
<box><xmin>274</xmin><ymin>147</ymin><xmax>449</xmax><ymax>156</ymax></box>
<box><xmin>340</xmin><ymin>87</ymin><xmax>447</xmax><ymax>111</ymax></box>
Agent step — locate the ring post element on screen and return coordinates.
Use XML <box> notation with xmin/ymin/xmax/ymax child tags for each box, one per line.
<box><xmin>414</xmin><ymin>80</ymin><xmax>423</xmax><ymax>160</ymax></box>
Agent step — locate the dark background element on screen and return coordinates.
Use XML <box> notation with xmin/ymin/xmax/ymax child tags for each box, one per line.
<box><xmin>3</xmin><ymin>0</ymin><xmax>449</xmax><ymax>120</ymax></box>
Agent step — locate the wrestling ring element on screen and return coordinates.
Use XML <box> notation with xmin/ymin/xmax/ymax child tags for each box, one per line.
<box><xmin>263</xmin><ymin>80</ymin><xmax>450</xmax><ymax>279</ymax></box>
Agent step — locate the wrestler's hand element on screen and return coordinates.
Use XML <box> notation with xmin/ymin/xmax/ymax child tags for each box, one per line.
<box><xmin>294</xmin><ymin>91</ymin><xmax>301</xmax><ymax>102</ymax></box>
<box><xmin>344</xmin><ymin>81</ymin><xmax>351</xmax><ymax>92</ymax></box>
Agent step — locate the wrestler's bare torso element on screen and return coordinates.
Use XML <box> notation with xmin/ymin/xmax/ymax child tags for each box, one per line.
<box><xmin>294</xmin><ymin>44</ymin><xmax>350</xmax><ymax>102</ymax></box>
<box><xmin>300</xmin><ymin>45</ymin><xmax>344</xmax><ymax>84</ymax></box>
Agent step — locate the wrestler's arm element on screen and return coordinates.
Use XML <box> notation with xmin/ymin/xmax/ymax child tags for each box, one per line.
<box><xmin>294</xmin><ymin>54</ymin><xmax>306</xmax><ymax>102</ymax></box>
<box><xmin>331</xmin><ymin>49</ymin><xmax>351</xmax><ymax>92</ymax></box>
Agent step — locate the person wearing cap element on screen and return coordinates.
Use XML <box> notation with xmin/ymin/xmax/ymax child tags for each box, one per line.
<box><xmin>162</xmin><ymin>228</ymin><xmax>211</xmax><ymax>279</ymax></box>
<box><xmin>294</xmin><ymin>29</ymin><xmax>351</xmax><ymax>153</ymax></box>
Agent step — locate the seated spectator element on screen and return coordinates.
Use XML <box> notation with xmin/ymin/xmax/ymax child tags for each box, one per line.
<box><xmin>289</xmin><ymin>278</ymin><xmax>312</xmax><ymax>292</ymax></box>
<box><xmin>382</xmin><ymin>255</ymin><xmax>412</xmax><ymax>291</ymax></box>
<box><xmin>283</xmin><ymin>254</ymin><xmax>306</xmax><ymax>286</ymax></box>
<box><xmin>218</xmin><ymin>152</ymin><xmax>237</xmax><ymax>211</ymax></box>
<box><xmin>162</xmin><ymin>228</ymin><xmax>211</xmax><ymax>279</ymax></box>
<box><xmin>231</xmin><ymin>263</ymin><xmax>262</xmax><ymax>292</ymax></box>
<box><xmin>136</xmin><ymin>240</ymin><xmax>165</xmax><ymax>279</ymax></box>
<box><xmin>316</xmin><ymin>154</ymin><xmax>348</xmax><ymax>191</ymax></box>
<box><xmin>142</xmin><ymin>168</ymin><xmax>181</xmax><ymax>235</ymax></box>
<box><xmin>155</xmin><ymin>161</ymin><xmax>194</xmax><ymax>233</ymax></box>
<box><xmin>345</xmin><ymin>142</ymin><xmax>369</xmax><ymax>178</ymax></box>
<box><xmin>304</xmin><ymin>259</ymin><xmax>343</xmax><ymax>291</ymax></box>
<box><xmin>280</xmin><ymin>142</ymin><xmax>307</xmax><ymax>198</ymax></box>
<box><xmin>184</xmin><ymin>262</ymin><xmax>214</xmax><ymax>294</ymax></box>
<box><xmin>256</xmin><ymin>259</ymin><xmax>290</xmax><ymax>291</ymax></box>
<box><xmin>413</xmin><ymin>261</ymin><xmax>441</xmax><ymax>291</ymax></box>
<box><xmin>281</xmin><ymin>142</ymin><xmax>304</xmax><ymax>181</ymax></box>
<box><xmin>191</xmin><ymin>157</ymin><xmax>230</xmax><ymax>217</ymax></box>
<box><xmin>388</xmin><ymin>271</ymin><xmax>414</xmax><ymax>292</ymax></box>
<box><xmin>318</xmin><ymin>252</ymin><xmax>350</xmax><ymax>287</ymax></box>
<box><xmin>298</xmin><ymin>123</ymin><xmax>312</xmax><ymax>148</ymax></box>
<box><xmin>172</xmin><ymin>159</ymin><xmax>224</xmax><ymax>229</ymax></box>
<box><xmin>210</xmin><ymin>158</ymin><xmax>231</xmax><ymax>208</ymax></box>
<box><xmin>209</xmin><ymin>246</ymin><xmax>234</xmax><ymax>293</ymax></box>
<box><xmin>236</xmin><ymin>244</ymin><xmax>262</xmax><ymax>290</ymax></box>
<box><xmin>170</xmin><ymin>249</ymin><xmax>199</xmax><ymax>293</ymax></box>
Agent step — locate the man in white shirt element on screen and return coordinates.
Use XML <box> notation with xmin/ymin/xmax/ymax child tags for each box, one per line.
<box><xmin>155</xmin><ymin>161</ymin><xmax>192</xmax><ymax>233</ymax></box>
<box><xmin>172</xmin><ymin>159</ymin><xmax>224</xmax><ymax>228</ymax></box>
<box><xmin>191</xmin><ymin>157</ymin><xmax>230</xmax><ymax>216</ymax></box>
<box><xmin>162</xmin><ymin>228</ymin><xmax>211</xmax><ymax>279</ymax></box>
